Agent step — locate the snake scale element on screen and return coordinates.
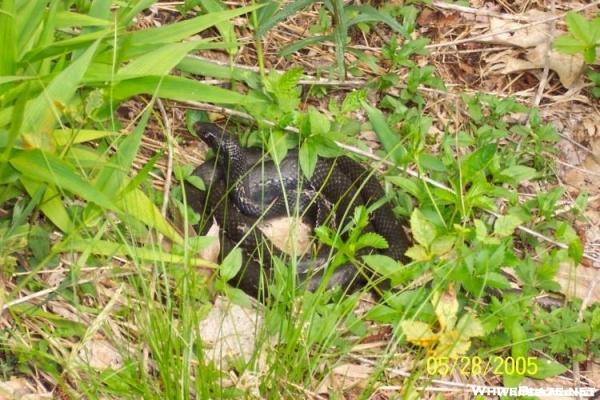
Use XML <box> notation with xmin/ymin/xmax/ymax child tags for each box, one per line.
<box><xmin>185</xmin><ymin>122</ymin><xmax>410</xmax><ymax>298</ymax></box>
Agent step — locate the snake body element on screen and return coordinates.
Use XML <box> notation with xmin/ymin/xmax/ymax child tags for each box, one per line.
<box><xmin>186</xmin><ymin>122</ymin><xmax>410</xmax><ymax>297</ymax></box>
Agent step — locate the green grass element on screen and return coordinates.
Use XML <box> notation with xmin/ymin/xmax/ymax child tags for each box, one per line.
<box><xmin>1</xmin><ymin>1</ymin><xmax>599</xmax><ymax>399</ymax></box>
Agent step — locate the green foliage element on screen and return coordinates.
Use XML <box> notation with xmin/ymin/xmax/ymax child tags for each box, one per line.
<box><xmin>554</xmin><ymin>11</ymin><xmax>600</xmax><ymax>64</ymax></box>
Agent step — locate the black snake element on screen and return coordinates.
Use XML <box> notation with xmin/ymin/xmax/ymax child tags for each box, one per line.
<box><xmin>185</xmin><ymin>122</ymin><xmax>410</xmax><ymax>298</ymax></box>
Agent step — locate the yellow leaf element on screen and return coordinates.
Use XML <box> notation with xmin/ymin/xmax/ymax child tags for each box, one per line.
<box><xmin>405</xmin><ymin>244</ymin><xmax>430</xmax><ymax>261</ymax></box>
<box><xmin>400</xmin><ymin>321</ymin><xmax>437</xmax><ymax>348</ymax></box>
<box><xmin>432</xmin><ymin>286</ymin><xmax>459</xmax><ymax>331</ymax></box>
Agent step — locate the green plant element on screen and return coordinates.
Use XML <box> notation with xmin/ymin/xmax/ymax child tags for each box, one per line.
<box><xmin>554</xmin><ymin>11</ymin><xmax>600</xmax><ymax>64</ymax></box>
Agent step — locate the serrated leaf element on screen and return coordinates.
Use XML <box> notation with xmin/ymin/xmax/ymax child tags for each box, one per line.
<box><xmin>432</xmin><ymin>288</ymin><xmax>458</xmax><ymax>331</ymax></box>
<box><xmin>308</xmin><ymin>107</ymin><xmax>330</xmax><ymax>136</ymax></box>
<box><xmin>474</xmin><ymin>219</ymin><xmax>488</xmax><ymax>241</ymax></box>
<box><xmin>493</xmin><ymin>214</ymin><xmax>521</xmax><ymax>237</ymax></box>
<box><xmin>553</xmin><ymin>34</ymin><xmax>586</xmax><ymax>54</ymax></box>
<box><xmin>400</xmin><ymin>321</ymin><xmax>436</xmax><ymax>347</ymax></box>
<box><xmin>430</xmin><ymin>235</ymin><xmax>454</xmax><ymax>256</ymax></box>
<box><xmin>220</xmin><ymin>247</ymin><xmax>242</xmax><ymax>281</ymax></box>
<box><xmin>455</xmin><ymin>314</ymin><xmax>484</xmax><ymax>338</ymax></box>
<box><xmin>565</xmin><ymin>12</ymin><xmax>591</xmax><ymax>44</ymax></box>
<box><xmin>356</xmin><ymin>232</ymin><xmax>388</xmax><ymax>250</ymax></box>
<box><xmin>410</xmin><ymin>209</ymin><xmax>437</xmax><ymax>247</ymax></box>
<box><xmin>405</xmin><ymin>244</ymin><xmax>429</xmax><ymax>261</ymax></box>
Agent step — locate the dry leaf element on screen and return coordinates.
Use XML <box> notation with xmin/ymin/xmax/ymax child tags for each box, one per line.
<box><xmin>554</xmin><ymin>261</ymin><xmax>600</xmax><ymax>305</ymax></box>
<box><xmin>77</xmin><ymin>339</ymin><xmax>124</xmax><ymax>370</ymax></box>
<box><xmin>198</xmin><ymin>297</ymin><xmax>262</xmax><ymax>367</ymax></box>
<box><xmin>479</xmin><ymin>11</ymin><xmax>552</xmax><ymax>48</ymax></box>
<box><xmin>488</xmin><ymin>45</ymin><xmax>585</xmax><ymax>88</ymax></box>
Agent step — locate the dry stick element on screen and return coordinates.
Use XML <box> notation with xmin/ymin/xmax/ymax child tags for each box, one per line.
<box><xmin>181</xmin><ymin>100</ymin><xmax>600</xmax><ymax>266</ymax></box>
<box><xmin>426</xmin><ymin>0</ymin><xmax>600</xmax><ymax>49</ymax></box>
<box><xmin>530</xmin><ymin>0</ymin><xmax>555</xmax><ymax>112</ymax></box>
<box><xmin>431</xmin><ymin>0</ymin><xmax>533</xmax><ymax>21</ymax></box>
<box><xmin>157</xmin><ymin>99</ymin><xmax>174</xmax><ymax>218</ymax></box>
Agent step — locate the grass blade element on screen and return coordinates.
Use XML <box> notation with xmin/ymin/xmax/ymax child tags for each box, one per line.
<box><xmin>111</xmin><ymin>75</ymin><xmax>262</xmax><ymax>105</ymax></box>
<box><xmin>177</xmin><ymin>56</ymin><xmax>257</xmax><ymax>82</ymax></box>
<box><xmin>118</xmin><ymin>188</ymin><xmax>183</xmax><ymax>244</ymax></box>
<box><xmin>55</xmin><ymin>11</ymin><xmax>113</xmax><ymax>28</ymax></box>
<box><xmin>125</xmin><ymin>4</ymin><xmax>261</xmax><ymax>46</ymax></box>
<box><xmin>60</xmin><ymin>238</ymin><xmax>215</xmax><ymax>267</ymax></box>
<box><xmin>20</xmin><ymin>40</ymin><xmax>100</xmax><ymax>150</ymax></box>
<box><xmin>117</xmin><ymin>41</ymin><xmax>206</xmax><ymax>79</ymax></box>
<box><xmin>0</xmin><ymin>0</ymin><xmax>17</xmax><ymax>75</ymax></box>
<box><xmin>256</xmin><ymin>0</ymin><xmax>315</xmax><ymax>37</ymax></box>
<box><xmin>197</xmin><ymin>0</ymin><xmax>238</xmax><ymax>55</ymax></box>
<box><xmin>10</xmin><ymin>149</ymin><xmax>119</xmax><ymax>212</ymax></box>
<box><xmin>20</xmin><ymin>178</ymin><xmax>74</xmax><ymax>233</ymax></box>
<box><xmin>52</xmin><ymin>129</ymin><xmax>118</xmax><ymax>147</ymax></box>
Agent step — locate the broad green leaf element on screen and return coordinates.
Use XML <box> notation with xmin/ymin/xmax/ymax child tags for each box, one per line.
<box><xmin>55</xmin><ymin>11</ymin><xmax>113</xmax><ymax>27</ymax></box>
<box><xmin>111</xmin><ymin>75</ymin><xmax>260</xmax><ymax>105</ymax></box>
<box><xmin>362</xmin><ymin>101</ymin><xmax>405</xmax><ymax>163</ymax></box>
<box><xmin>60</xmin><ymin>238</ymin><xmax>214</xmax><ymax>267</ymax></box>
<box><xmin>386</xmin><ymin>176</ymin><xmax>421</xmax><ymax>198</ymax></box>
<box><xmin>528</xmin><ymin>358</ymin><xmax>568</xmax><ymax>379</ymax></box>
<box><xmin>125</xmin><ymin>4</ymin><xmax>261</xmax><ymax>46</ymax></box>
<box><xmin>455</xmin><ymin>314</ymin><xmax>484</xmax><ymax>338</ymax></box>
<box><xmin>461</xmin><ymin>143</ymin><xmax>496</xmax><ymax>177</ymax></box>
<box><xmin>430</xmin><ymin>235</ymin><xmax>454</xmax><ymax>256</ymax></box>
<box><xmin>118</xmin><ymin>188</ymin><xmax>183</xmax><ymax>244</ymax></box>
<box><xmin>499</xmin><ymin>165</ymin><xmax>537</xmax><ymax>184</ymax></box>
<box><xmin>20</xmin><ymin>178</ymin><xmax>74</xmax><ymax>233</ymax></box>
<box><xmin>299</xmin><ymin>140</ymin><xmax>317</xmax><ymax>179</ymax></box>
<box><xmin>418</xmin><ymin>153</ymin><xmax>446</xmax><ymax>172</ymax></box>
<box><xmin>308</xmin><ymin>107</ymin><xmax>330</xmax><ymax>135</ymax></box>
<box><xmin>362</xmin><ymin>254</ymin><xmax>401</xmax><ymax>277</ymax></box>
<box><xmin>117</xmin><ymin>41</ymin><xmax>205</xmax><ymax>79</ymax></box>
<box><xmin>10</xmin><ymin>149</ymin><xmax>118</xmax><ymax>211</ymax></box>
<box><xmin>21</xmin><ymin>40</ymin><xmax>100</xmax><ymax>150</ymax></box>
<box><xmin>220</xmin><ymin>247</ymin><xmax>242</xmax><ymax>281</ymax></box>
<box><xmin>410</xmin><ymin>209</ymin><xmax>437</xmax><ymax>248</ymax></box>
<box><xmin>493</xmin><ymin>214</ymin><xmax>521</xmax><ymax>237</ymax></box>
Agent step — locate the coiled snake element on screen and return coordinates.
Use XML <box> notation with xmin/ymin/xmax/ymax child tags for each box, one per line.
<box><xmin>185</xmin><ymin>122</ymin><xmax>410</xmax><ymax>298</ymax></box>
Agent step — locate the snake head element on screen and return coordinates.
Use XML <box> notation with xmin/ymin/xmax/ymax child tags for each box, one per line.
<box><xmin>193</xmin><ymin>121</ymin><xmax>244</xmax><ymax>172</ymax></box>
<box><xmin>193</xmin><ymin>122</ymin><xmax>226</xmax><ymax>150</ymax></box>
